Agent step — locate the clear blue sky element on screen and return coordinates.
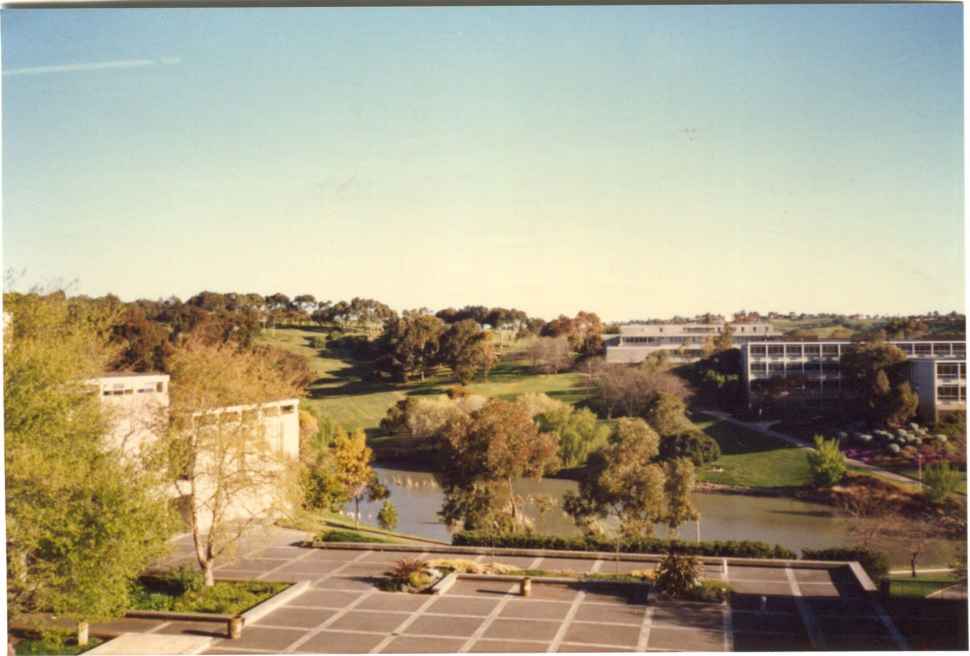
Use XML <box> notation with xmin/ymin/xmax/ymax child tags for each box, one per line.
<box><xmin>2</xmin><ymin>5</ymin><xmax>964</xmax><ymax>321</ymax></box>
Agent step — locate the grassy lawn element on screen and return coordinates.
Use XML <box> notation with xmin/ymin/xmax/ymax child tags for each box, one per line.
<box><xmin>259</xmin><ymin>327</ymin><xmax>591</xmax><ymax>435</ymax></box>
<box><xmin>14</xmin><ymin>637</ymin><xmax>104</xmax><ymax>655</ymax></box>
<box><xmin>694</xmin><ymin>414</ymin><xmax>813</xmax><ymax>488</ymax></box>
<box><xmin>888</xmin><ymin>573</ymin><xmax>960</xmax><ymax>599</ymax></box>
<box><xmin>284</xmin><ymin>509</ymin><xmax>443</xmax><ymax>545</ymax></box>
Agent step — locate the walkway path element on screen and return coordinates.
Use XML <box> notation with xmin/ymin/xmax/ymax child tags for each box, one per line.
<box><xmin>700</xmin><ymin>410</ymin><xmax>918</xmax><ymax>486</ymax></box>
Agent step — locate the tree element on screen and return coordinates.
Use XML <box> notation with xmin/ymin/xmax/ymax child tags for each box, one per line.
<box><xmin>441</xmin><ymin>319</ymin><xmax>494</xmax><ymax>384</ymax></box>
<box><xmin>563</xmin><ymin>418</ymin><xmax>667</xmax><ymax>539</ymax></box>
<box><xmin>4</xmin><ymin>292</ymin><xmax>174</xmax><ymax>639</ymax></box>
<box><xmin>436</xmin><ymin>399</ymin><xmax>559</xmax><ymax>530</ymax></box>
<box><xmin>376</xmin><ymin>312</ymin><xmax>445</xmax><ymax>382</ymax></box>
<box><xmin>806</xmin><ymin>435</ymin><xmax>847</xmax><ymax>487</ymax></box>
<box><xmin>664</xmin><ymin>458</ymin><xmax>698</xmax><ymax>536</ymax></box>
<box><xmin>535</xmin><ymin>404</ymin><xmax>612</xmax><ymax>469</ymax></box>
<box><xmin>644</xmin><ymin>392</ymin><xmax>692</xmax><ymax>437</ymax></box>
<box><xmin>330</xmin><ymin>428</ymin><xmax>386</xmax><ymax>527</ymax></box>
<box><xmin>592</xmin><ymin>365</ymin><xmax>690</xmax><ymax>419</ymax></box>
<box><xmin>527</xmin><ymin>336</ymin><xmax>573</xmax><ymax>374</ymax></box>
<box><xmin>378</xmin><ymin>501</ymin><xmax>399</xmax><ymax>531</ymax></box>
<box><xmin>842</xmin><ymin>340</ymin><xmax>916</xmax><ymax>427</ymax></box>
<box><xmin>161</xmin><ymin>339</ymin><xmax>303</xmax><ymax>586</ymax></box>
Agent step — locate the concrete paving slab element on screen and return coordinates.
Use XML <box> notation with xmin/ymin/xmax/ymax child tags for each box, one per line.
<box><xmin>728</xmin><ymin>566</ymin><xmax>790</xmax><ymax>582</ymax></box>
<box><xmin>303</xmin><ymin>548</ymin><xmax>372</xmax><ymax>562</ymax></box>
<box><xmin>796</xmin><ymin>582</ymin><xmax>841</xmax><ymax>598</ymax></box>
<box><xmin>651</xmin><ymin>605</ymin><xmax>724</xmax><ymax>631</ymax></box>
<box><xmin>252</xmin><ymin>606</ymin><xmax>336</xmax><ymax>629</ymax></box>
<box><xmin>597</xmin><ymin>560</ymin><xmax>656</xmax><ymax>575</ymax></box>
<box><xmin>355</xmin><ymin>591</ymin><xmax>431</xmax><ymax>612</ymax></box>
<box><xmin>477</xmin><ymin>555</ymin><xmax>540</xmax><ymax>569</ymax></box>
<box><xmin>556</xmin><ymin>642</ymin><xmax>630</xmax><ymax>652</ymax></box>
<box><xmin>729</xmin><ymin>580</ymin><xmax>795</xmax><ymax>595</ymax></box>
<box><xmin>328</xmin><ymin>609</ymin><xmax>411</xmax><ymax>633</ymax></box>
<box><xmin>528</xmin><ymin>583</ymin><xmax>582</xmax><ymax>601</ymax></box>
<box><xmin>580</xmin><ymin>584</ymin><xmax>640</xmax><ymax>605</ymax></box>
<box><xmin>816</xmin><ymin>613</ymin><xmax>891</xmax><ymax>636</ymax></box>
<box><xmin>469</xmin><ymin>639</ymin><xmax>547</xmax><ymax>652</ymax></box>
<box><xmin>449</xmin><ymin>579</ymin><xmax>517</xmax><ymax>596</ymax></box>
<box><xmin>730</xmin><ymin>610</ymin><xmax>805</xmax><ymax>634</ymax></box>
<box><xmin>405</xmin><ymin>614</ymin><xmax>486</xmax><ymax>638</ymax></box>
<box><xmin>792</xmin><ymin>568</ymin><xmax>838</xmax><ymax>584</ymax></box>
<box><xmin>379</xmin><ymin>635</ymin><xmax>468</xmax><ymax>653</ymax></box>
<box><xmin>732</xmin><ymin>631</ymin><xmax>813</xmax><ymax>651</ymax></box>
<box><xmin>483</xmin><ymin>618</ymin><xmax>561</xmax><ymax>642</ymax></box>
<box><xmin>215</xmin><ymin>558</ymin><xmax>287</xmax><ymax>572</ymax></box>
<box><xmin>648</xmin><ymin>626</ymin><xmax>726</xmax><ymax>651</ymax></box>
<box><xmin>250</xmin><ymin>546</ymin><xmax>305</xmax><ymax>560</ymax></box>
<box><xmin>293</xmin><ymin>629</ymin><xmax>386</xmax><ymax>653</ymax></box>
<box><xmin>293</xmin><ymin>588</ymin><xmax>365</xmax><ymax>607</ymax></box>
<box><xmin>210</xmin><ymin>626</ymin><xmax>305</xmax><ymax>651</ymax></box>
<box><xmin>500</xmin><ymin>599</ymin><xmax>572</xmax><ymax>620</ymax></box>
<box><xmin>154</xmin><ymin>622</ymin><xmax>226</xmax><ymax>639</ymax></box>
<box><xmin>338</xmin><ymin>563</ymin><xmax>397</xmax><ymax>577</ymax></box>
<box><xmin>92</xmin><ymin>618</ymin><xmax>168</xmax><ymax>635</ymax></box>
<box><xmin>358</xmin><ymin>550</ymin><xmax>410</xmax><ymax>564</ymax></box>
<box><xmin>425</xmin><ymin>595</ymin><xmax>501</xmax><ymax>617</ymax></box>
<box><xmin>313</xmin><ymin>574</ymin><xmax>381</xmax><ymax>591</ymax></box>
<box><xmin>564</xmin><ymin>621</ymin><xmax>641</xmax><ymax>647</ymax></box>
<box><xmin>87</xmin><ymin>633</ymin><xmax>213</xmax><ymax>655</ymax></box>
<box><xmin>572</xmin><ymin>603</ymin><xmax>644</xmax><ymax>625</ymax></box>
<box><xmin>730</xmin><ymin>593</ymin><xmax>798</xmax><ymax>613</ymax></box>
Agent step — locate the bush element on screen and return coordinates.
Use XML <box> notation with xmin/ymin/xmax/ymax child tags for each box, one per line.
<box><xmin>806</xmin><ymin>435</ymin><xmax>846</xmax><ymax>487</ymax></box>
<box><xmin>801</xmin><ymin>547</ymin><xmax>890</xmax><ymax>581</ymax></box>
<box><xmin>923</xmin><ymin>463</ymin><xmax>962</xmax><ymax>504</ymax></box>
<box><xmin>658</xmin><ymin>430</ymin><xmax>721</xmax><ymax>466</ymax></box>
<box><xmin>452</xmin><ymin>531</ymin><xmax>796</xmax><ymax>560</ymax></box>
<box><xmin>385</xmin><ymin>558</ymin><xmax>432</xmax><ymax>592</ymax></box>
<box><xmin>377</xmin><ymin>500</ymin><xmax>399</xmax><ymax>531</ymax></box>
<box><xmin>316</xmin><ymin>529</ymin><xmax>386</xmax><ymax>543</ymax></box>
<box><xmin>654</xmin><ymin>552</ymin><xmax>702</xmax><ymax>597</ymax></box>
<box><xmin>308</xmin><ymin>336</ymin><xmax>326</xmax><ymax>349</ymax></box>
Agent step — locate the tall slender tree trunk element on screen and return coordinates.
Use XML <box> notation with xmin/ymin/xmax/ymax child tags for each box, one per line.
<box><xmin>355</xmin><ymin>497</ymin><xmax>361</xmax><ymax>528</ymax></box>
<box><xmin>203</xmin><ymin>559</ymin><xmax>215</xmax><ymax>586</ymax></box>
<box><xmin>507</xmin><ymin>477</ymin><xmax>518</xmax><ymax>522</ymax></box>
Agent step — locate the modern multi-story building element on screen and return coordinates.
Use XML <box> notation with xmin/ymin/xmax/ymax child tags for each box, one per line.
<box><xmin>739</xmin><ymin>339</ymin><xmax>966</xmax><ymax>422</ymax></box>
<box><xmin>605</xmin><ymin>322</ymin><xmax>782</xmax><ymax>363</ymax></box>
<box><xmin>92</xmin><ymin>372</ymin><xmax>301</xmax><ymax>530</ymax></box>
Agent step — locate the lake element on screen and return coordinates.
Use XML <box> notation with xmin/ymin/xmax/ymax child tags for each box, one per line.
<box><xmin>343</xmin><ymin>466</ymin><xmax>957</xmax><ymax>567</ymax></box>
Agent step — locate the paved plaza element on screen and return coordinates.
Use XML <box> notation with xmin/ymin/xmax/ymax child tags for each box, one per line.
<box><xmin>94</xmin><ymin>535</ymin><xmax>908</xmax><ymax>653</ymax></box>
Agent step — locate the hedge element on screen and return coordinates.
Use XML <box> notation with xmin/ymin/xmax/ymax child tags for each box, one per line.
<box><xmin>800</xmin><ymin>547</ymin><xmax>890</xmax><ymax>581</ymax></box>
<box><xmin>452</xmin><ymin>531</ymin><xmax>797</xmax><ymax>560</ymax></box>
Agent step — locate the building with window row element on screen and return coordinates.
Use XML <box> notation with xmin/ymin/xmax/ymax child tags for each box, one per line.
<box><xmin>739</xmin><ymin>340</ymin><xmax>966</xmax><ymax>422</ymax></box>
<box><xmin>605</xmin><ymin>322</ymin><xmax>782</xmax><ymax>363</ymax></box>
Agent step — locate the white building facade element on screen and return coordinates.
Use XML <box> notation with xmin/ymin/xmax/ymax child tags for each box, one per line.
<box><xmin>605</xmin><ymin>322</ymin><xmax>782</xmax><ymax>363</ymax></box>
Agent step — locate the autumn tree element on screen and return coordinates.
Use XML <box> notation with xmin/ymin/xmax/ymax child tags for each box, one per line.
<box><xmin>563</xmin><ymin>418</ymin><xmax>667</xmax><ymax>539</ymax></box>
<box><xmin>535</xmin><ymin>403</ymin><xmax>612</xmax><ymax>469</ymax></box>
<box><xmin>436</xmin><ymin>399</ymin><xmax>559</xmax><ymax>530</ymax></box>
<box><xmin>4</xmin><ymin>292</ymin><xmax>174</xmax><ymax>642</ymax></box>
<box><xmin>331</xmin><ymin>428</ymin><xmax>388</xmax><ymax>527</ymax></box>
<box><xmin>161</xmin><ymin>339</ymin><xmax>304</xmax><ymax>586</ymax></box>
<box><xmin>527</xmin><ymin>336</ymin><xmax>573</xmax><ymax>374</ymax></box>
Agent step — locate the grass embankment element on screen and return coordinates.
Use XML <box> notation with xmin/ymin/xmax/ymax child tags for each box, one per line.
<box><xmin>14</xmin><ymin>636</ymin><xmax>104</xmax><ymax>656</ymax></box>
<box><xmin>259</xmin><ymin>327</ymin><xmax>590</xmax><ymax>435</ymax></box>
<box><xmin>283</xmin><ymin>508</ymin><xmax>445</xmax><ymax>545</ymax></box>
<box><xmin>888</xmin><ymin>573</ymin><xmax>961</xmax><ymax>599</ymax></box>
<box><xmin>693</xmin><ymin>414</ymin><xmax>813</xmax><ymax>488</ymax></box>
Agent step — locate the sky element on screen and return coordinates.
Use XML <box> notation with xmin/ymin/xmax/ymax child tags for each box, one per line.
<box><xmin>1</xmin><ymin>5</ymin><xmax>964</xmax><ymax>322</ymax></box>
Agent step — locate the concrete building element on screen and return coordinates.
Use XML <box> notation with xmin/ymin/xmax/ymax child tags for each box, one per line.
<box><xmin>91</xmin><ymin>372</ymin><xmax>300</xmax><ymax>530</ymax></box>
<box><xmin>605</xmin><ymin>322</ymin><xmax>782</xmax><ymax>363</ymax></box>
<box><xmin>739</xmin><ymin>339</ymin><xmax>966</xmax><ymax>421</ymax></box>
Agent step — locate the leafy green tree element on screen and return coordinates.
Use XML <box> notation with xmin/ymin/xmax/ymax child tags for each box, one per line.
<box><xmin>842</xmin><ymin>341</ymin><xmax>916</xmax><ymax>427</ymax></box>
<box><xmin>376</xmin><ymin>311</ymin><xmax>445</xmax><ymax>382</ymax></box>
<box><xmin>4</xmin><ymin>292</ymin><xmax>174</xmax><ymax>639</ymax></box>
<box><xmin>923</xmin><ymin>463</ymin><xmax>962</xmax><ymax>504</ymax></box>
<box><xmin>436</xmin><ymin>399</ymin><xmax>560</xmax><ymax>530</ymax></box>
<box><xmin>806</xmin><ymin>435</ymin><xmax>847</xmax><ymax>487</ymax></box>
<box><xmin>563</xmin><ymin>418</ymin><xmax>667</xmax><ymax>539</ymax></box>
<box><xmin>664</xmin><ymin>458</ymin><xmax>699</xmax><ymax>536</ymax></box>
<box><xmin>378</xmin><ymin>501</ymin><xmax>399</xmax><ymax>531</ymax></box>
<box><xmin>441</xmin><ymin>319</ymin><xmax>494</xmax><ymax>384</ymax></box>
<box><xmin>536</xmin><ymin>405</ymin><xmax>611</xmax><ymax>468</ymax></box>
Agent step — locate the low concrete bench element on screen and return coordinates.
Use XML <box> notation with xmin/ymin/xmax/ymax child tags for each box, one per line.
<box><xmin>124</xmin><ymin>610</ymin><xmax>243</xmax><ymax>639</ymax></box>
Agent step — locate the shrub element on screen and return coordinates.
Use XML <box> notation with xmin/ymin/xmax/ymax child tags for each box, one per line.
<box><xmin>385</xmin><ymin>558</ymin><xmax>430</xmax><ymax>592</ymax></box>
<box><xmin>654</xmin><ymin>552</ymin><xmax>702</xmax><ymax>597</ymax></box>
<box><xmin>308</xmin><ymin>336</ymin><xmax>326</xmax><ymax>349</ymax></box>
<box><xmin>377</xmin><ymin>500</ymin><xmax>399</xmax><ymax>531</ymax></box>
<box><xmin>806</xmin><ymin>435</ymin><xmax>846</xmax><ymax>487</ymax></box>
<box><xmin>923</xmin><ymin>463</ymin><xmax>962</xmax><ymax>504</ymax></box>
<box><xmin>658</xmin><ymin>430</ymin><xmax>721</xmax><ymax>466</ymax></box>
<box><xmin>452</xmin><ymin>531</ymin><xmax>796</xmax><ymax>560</ymax></box>
<box><xmin>316</xmin><ymin>529</ymin><xmax>385</xmax><ymax>543</ymax></box>
<box><xmin>802</xmin><ymin>547</ymin><xmax>890</xmax><ymax>581</ymax></box>
<box><xmin>172</xmin><ymin>565</ymin><xmax>205</xmax><ymax>595</ymax></box>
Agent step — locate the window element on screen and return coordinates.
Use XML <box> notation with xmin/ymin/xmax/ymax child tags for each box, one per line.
<box><xmin>751</xmin><ymin>345</ymin><xmax>766</xmax><ymax>356</ymax></box>
<box><xmin>751</xmin><ymin>363</ymin><xmax>766</xmax><ymax>373</ymax></box>
<box><xmin>938</xmin><ymin>386</ymin><xmax>960</xmax><ymax>401</ymax></box>
<box><xmin>915</xmin><ymin>343</ymin><xmax>932</xmax><ymax>356</ymax></box>
<box><xmin>822</xmin><ymin>344</ymin><xmax>840</xmax><ymax>357</ymax></box>
<box><xmin>785</xmin><ymin>344</ymin><xmax>803</xmax><ymax>357</ymax></box>
<box><xmin>933</xmin><ymin>343</ymin><xmax>953</xmax><ymax>357</ymax></box>
<box><xmin>897</xmin><ymin>343</ymin><xmax>914</xmax><ymax>355</ymax></box>
<box><xmin>156</xmin><ymin>382</ymin><xmax>165</xmax><ymax>393</ymax></box>
<box><xmin>282</xmin><ymin>405</ymin><xmax>295</xmax><ymax>414</ymax></box>
<box><xmin>768</xmin><ymin>345</ymin><xmax>784</xmax><ymax>357</ymax></box>
<box><xmin>804</xmin><ymin>344</ymin><xmax>821</xmax><ymax>356</ymax></box>
<box><xmin>938</xmin><ymin>363</ymin><xmax>960</xmax><ymax>378</ymax></box>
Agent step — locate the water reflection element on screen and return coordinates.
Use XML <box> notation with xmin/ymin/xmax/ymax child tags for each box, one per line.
<box><xmin>343</xmin><ymin>465</ymin><xmax>956</xmax><ymax>566</ymax></box>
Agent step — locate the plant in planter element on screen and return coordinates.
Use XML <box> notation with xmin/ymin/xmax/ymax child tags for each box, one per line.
<box><xmin>653</xmin><ymin>551</ymin><xmax>702</xmax><ymax>597</ymax></box>
<box><xmin>384</xmin><ymin>558</ymin><xmax>442</xmax><ymax>593</ymax></box>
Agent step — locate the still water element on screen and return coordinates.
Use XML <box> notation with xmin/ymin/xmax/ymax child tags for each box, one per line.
<box><xmin>345</xmin><ymin>465</ymin><xmax>956</xmax><ymax>566</ymax></box>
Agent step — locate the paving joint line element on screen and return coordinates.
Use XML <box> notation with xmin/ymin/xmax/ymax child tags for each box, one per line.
<box><xmin>635</xmin><ymin>605</ymin><xmax>655</xmax><ymax>651</ymax></box>
<box><xmin>368</xmin><ymin>588</ymin><xmax>446</xmax><ymax>654</ymax></box>
<box><xmin>282</xmin><ymin>586</ymin><xmax>379</xmax><ymax>653</ymax></box>
<box><xmin>786</xmin><ymin>565</ymin><xmax>825</xmax><ymax>650</ymax></box>
<box><xmin>145</xmin><ymin>620</ymin><xmax>173</xmax><ymax>634</ymax></box>
<box><xmin>255</xmin><ymin>546</ymin><xmax>321</xmax><ymax>581</ymax></box>
<box><xmin>456</xmin><ymin>582</ymin><xmax>520</xmax><ymax>653</ymax></box>
<box><xmin>547</xmin><ymin>590</ymin><xmax>586</xmax><ymax>652</ymax></box>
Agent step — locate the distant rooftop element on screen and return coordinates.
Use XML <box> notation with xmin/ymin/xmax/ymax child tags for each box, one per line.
<box><xmin>97</xmin><ymin>371</ymin><xmax>169</xmax><ymax>379</ymax></box>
